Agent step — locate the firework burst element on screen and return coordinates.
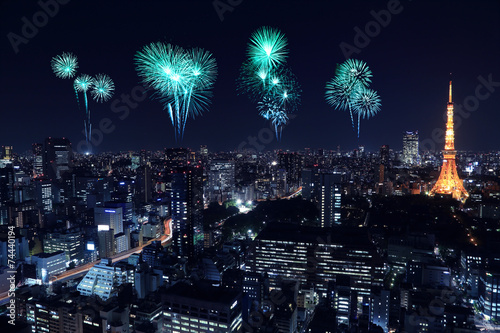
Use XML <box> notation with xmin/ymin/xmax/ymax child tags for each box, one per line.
<box><xmin>238</xmin><ymin>26</ymin><xmax>300</xmax><ymax>141</ymax></box>
<box><xmin>51</xmin><ymin>52</ymin><xmax>78</xmax><ymax>79</ymax></box>
<box><xmin>51</xmin><ymin>52</ymin><xmax>115</xmax><ymax>149</ymax></box>
<box><xmin>135</xmin><ymin>42</ymin><xmax>218</xmax><ymax>140</ymax></box>
<box><xmin>91</xmin><ymin>74</ymin><xmax>115</xmax><ymax>102</ymax></box>
<box><xmin>325</xmin><ymin>59</ymin><xmax>380</xmax><ymax>138</ymax></box>
<box><xmin>352</xmin><ymin>87</ymin><xmax>381</xmax><ymax>138</ymax></box>
<box><xmin>248</xmin><ymin>26</ymin><xmax>288</xmax><ymax>72</ymax></box>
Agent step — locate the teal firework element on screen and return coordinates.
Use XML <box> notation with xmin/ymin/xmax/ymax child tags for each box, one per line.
<box><xmin>51</xmin><ymin>52</ymin><xmax>115</xmax><ymax>149</ymax></box>
<box><xmin>51</xmin><ymin>52</ymin><xmax>78</xmax><ymax>79</ymax></box>
<box><xmin>238</xmin><ymin>26</ymin><xmax>300</xmax><ymax>141</ymax></box>
<box><xmin>91</xmin><ymin>74</ymin><xmax>115</xmax><ymax>102</ymax></box>
<box><xmin>135</xmin><ymin>42</ymin><xmax>218</xmax><ymax>140</ymax></box>
<box><xmin>325</xmin><ymin>59</ymin><xmax>380</xmax><ymax>138</ymax></box>
<box><xmin>352</xmin><ymin>87</ymin><xmax>381</xmax><ymax>138</ymax></box>
<box><xmin>74</xmin><ymin>74</ymin><xmax>94</xmax><ymax>145</ymax></box>
<box><xmin>248</xmin><ymin>26</ymin><xmax>288</xmax><ymax>72</ymax></box>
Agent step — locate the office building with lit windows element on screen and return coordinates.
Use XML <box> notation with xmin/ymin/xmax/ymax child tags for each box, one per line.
<box><xmin>479</xmin><ymin>266</ymin><xmax>500</xmax><ymax>321</ymax></box>
<box><xmin>251</xmin><ymin>224</ymin><xmax>384</xmax><ymax>299</ymax></box>
<box><xmin>171</xmin><ymin>166</ymin><xmax>204</xmax><ymax>262</ymax></box>
<box><xmin>95</xmin><ymin>207</ymin><xmax>124</xmax><ymax>235</ymax></box>
<box><xmin>43</xmin><ymin>137</ymin><xmax>73</xmax><ymax>181</ymax></box>
<box><xmin>302</xmin><ymin>170</ymin><xmax>342</xmax><ymax>227</ymax></box>
<box><xmin>402</xmin><ymin>131</ymin><xmax>420</xmax><ymax>166</ymax></box>
<box><xmin>29</xmin><ymin>250</ymin><xmax>66</xmax><ymax>284</ymax></box>
<box><xmin>370</xmin><ymin>289</ymin><xmax>390</xmax><ymax>333</ymax></box>
<box><xmin>162</xmin><ymin>282</ymin><xmax>243</xmax><ymax>333</ymax></box>
<box><xmin>43</xmin><ymin>230</ymin><xmax>84</xmax><ymax>264</ymax></box>
<box><xmin>26</xmin><ymin>297</ymin><xmax>78</xmax><ymax>333</ymax></box>
<box><xmin>207</xmin><ymin>159</ymin><xmax>235</xmax><ymax>203</ymax></box>
<box><xmin>77</xmin><ymin>258</ymin><xmax>133</xmax><ymax>301</ymax></box>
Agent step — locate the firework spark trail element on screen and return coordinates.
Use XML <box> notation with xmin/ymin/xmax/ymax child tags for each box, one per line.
<box><xmin>74</xmin><ymin>74</ymin><xmax>95</xmax><ymax>145</ymax></box>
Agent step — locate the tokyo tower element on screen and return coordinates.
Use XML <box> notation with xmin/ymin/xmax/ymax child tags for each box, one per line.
<box><xmin>429</xmin><ymin>81</ymin><xmax>469</xmax><ymax>202</ymax></box>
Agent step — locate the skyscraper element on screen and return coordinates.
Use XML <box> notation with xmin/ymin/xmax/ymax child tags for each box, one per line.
<box><xmin>32</xmin><ymin>143</ymin><xmax>44</xmax><ymax>177</ymax></box>
<box><xmin>2</xmin><ymin>146</ymin><xmax>13</xmax><ymax>160</ymax></box>
<box><xmin>43</xmin><ymin>137</ymin><xmax>73</xmax><ymax>181</ymax></box>
<box><xmin>94</xmin><ymin>207</ymin><xmax>124</xmax><ymax>235</ymax></box>
<box><xmin>135</xmin><ymin>164</ymin><xmax>152</xmax><ymax>203</ymax></box>
<box><xmin>0</xmin><ymin>163</ymin><xmax>15</xmax><ymax>206</ymax></box>
<box><xmin>319</xmin><ymin>173</ymin><xmax>342</xmax><ymax>227</ymax></box>
<box><xmin>278</xmin><ymin>152</ymin><xmax>304</xmax><ymax>189</ymax></box>
<box><xmin>402</xmin><ymin>131</ymin><xmax>420</xmax><ymax>166</ymax></box>
<box><xmin>303</xmin><ymin>169</ymin><xmax>342</xmax><ymax>227</ymax></box>
<box><xmin>207</xmin><ymin>159</ymin><xmax>235</xmax><ymax>203</ymax></box>
<box><xmin>429</xmin><ymin>81</ymin><xmax>469</xmax><ymax>202</ymax></box>
<box><xmin>171</xmin><ymin>166</ymin><xmax>204</xmax><ymax>262</ymax></box>
<box><xmin>379</xmin><ymin>145</ymin><xmax>390</xmax><ymax>183</ymax></box>
<box><xmin>251</xmin><ymin>224</ymin><xmax>384</xmax><ymax>298</ymax></box>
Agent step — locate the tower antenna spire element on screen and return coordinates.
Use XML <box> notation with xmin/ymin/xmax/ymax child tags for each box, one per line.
<box><xmin>449</xmin><ymin>80</ymin><xmax>452</xmax><ymax>103</ymax></box>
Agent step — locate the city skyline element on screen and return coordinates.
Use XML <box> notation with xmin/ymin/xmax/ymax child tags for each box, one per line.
<box><xmin>1</xmin><ymin>0</ymin><xmax>499</xmax><ymax>153</ymax></box>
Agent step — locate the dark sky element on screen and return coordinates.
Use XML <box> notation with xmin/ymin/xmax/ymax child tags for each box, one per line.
<box><xmin>1</xmin><ymin>0</ymin><xmax>499</xmax><ymax>154</ymax></box>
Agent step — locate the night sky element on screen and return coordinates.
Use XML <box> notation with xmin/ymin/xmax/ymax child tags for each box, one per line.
<box><xmin>1</xmin><ymin>0</ymin><xmax>499</xmax><ymax>154</ymax></box>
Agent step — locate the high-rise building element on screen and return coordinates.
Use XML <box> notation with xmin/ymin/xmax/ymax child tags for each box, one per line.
<box><xmin>75</xmin><ymin>176</ymin><xmax>112</xmax><ymax>207</ymax></box>
<box><xmin>135</xmin><ymin>164</ymin><xmax>152</xmax><ymax>203</ymax></box>
<box><xmin>479</xmin><ymin>266</ymin><xmax>500</xmax><ymax>321</ymax></box>
<box><xmin>34</xmin><ymin>179</ymin><xmax>52</xmax><ymax>214</ymax></box>
<box><xmin>30</xmin><ymin>250</ymin><xmax>66</xmax><ymax>284</ymax></box>
<box><xmin>94</xmin><ymin>207</ymin><xmax>123</xmax><ymax>235</ymax></box>
<box><xmin>380</xmin><ymin>145</ymin><xmax>390</xmax><ymax>166</ymax></box>
<box><xmin>278</xmin><ymin>152</ymin><xmax>304</xmax><ymax>189</ymax></box>
<box><xmin>142</xmin><ymin>241</ymin><xmax>163</xmax><ymax>268</ymax></box>
<box><xmin>105</xmin><ymin>201</ymin><xmax>134</xmax><ymax>227</ymax></box>
<box><xmin>171</xmin><ymin>166</ymin><xmax>204</xmax><ymax>262</ymax></box>
<box><xmin>403</xmin><ymin>131</ymin><xmax>420</xmax><ymax>166</ymax></box>
<box><xmin>32</xmin><ymin>143</ymin><xmax>44</xmax><ymax>177</ymax></box>
<box><xmin>379</xmin><ymin>145</ymin><xmax>390</xmax><ymax>183</ymax></box>
<box><xmin>370</xmin><ymin>289</ymin><xmax>390</xmax><ymax>333</ymax></box>
<box><xmin>43</xmin><ymin>137</ymin><xmax>73</xmax><ymax>181</ymax></box>
<box><xmin>302</xmin><ymin>170</ymin><xmax>342</xmax><ymax>226</ymax></box>
<box><xmin>251</xmin><ymin>224</ymin><xmax>384</xmax><ymax>298</ymax></box>
<box><xmin>162</xmin><ymin>282</ymin><xmax>243</xmax><ymax>333</ymax></box>
<box><xmin>2</xmin><ymin>145</ymin><xmax>13</xmax><ymax>160</ymax></box>
<box><xmin>44</xmin><ymin>230</ymin><xmax>84</xmax><ymax>264</ymax></box>
<box><xmin>429</xmin><ymin>81</ymin><xmax>469</xmax><ymax>202</ymax></box>
<box><xmin>98</xmin><ymin>228</ymin><xmax>115</xmax><ymax>258</ymax></box>
<box><xmin>320</xmin><ymin>173</ymin><xmax>342</xmax><ymax>227</ymax></box>
<box><xmin>25</xmin><ymin>298</ymin><xmax>78</xmax><ymax>333</ymax></box>
<box><xmin>200</xmin><ymin>144</ymin><xmax>208</xmax><ymax>157</ymax></box>
<box><xmin>208</xmin><ymin>159</ymin><xmax>235</xmax><ymax>203</ymax></box>
<box><xmin>0</xmin><ymin>163</ymin><xmax>15</xmax><ymax>206</ymax></box>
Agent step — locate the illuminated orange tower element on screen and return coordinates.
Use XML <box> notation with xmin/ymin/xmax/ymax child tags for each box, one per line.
<box><xmin>429</xmin><ymin>81</ymin><xmax>469</xmax><ymax>202</ymax></box>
